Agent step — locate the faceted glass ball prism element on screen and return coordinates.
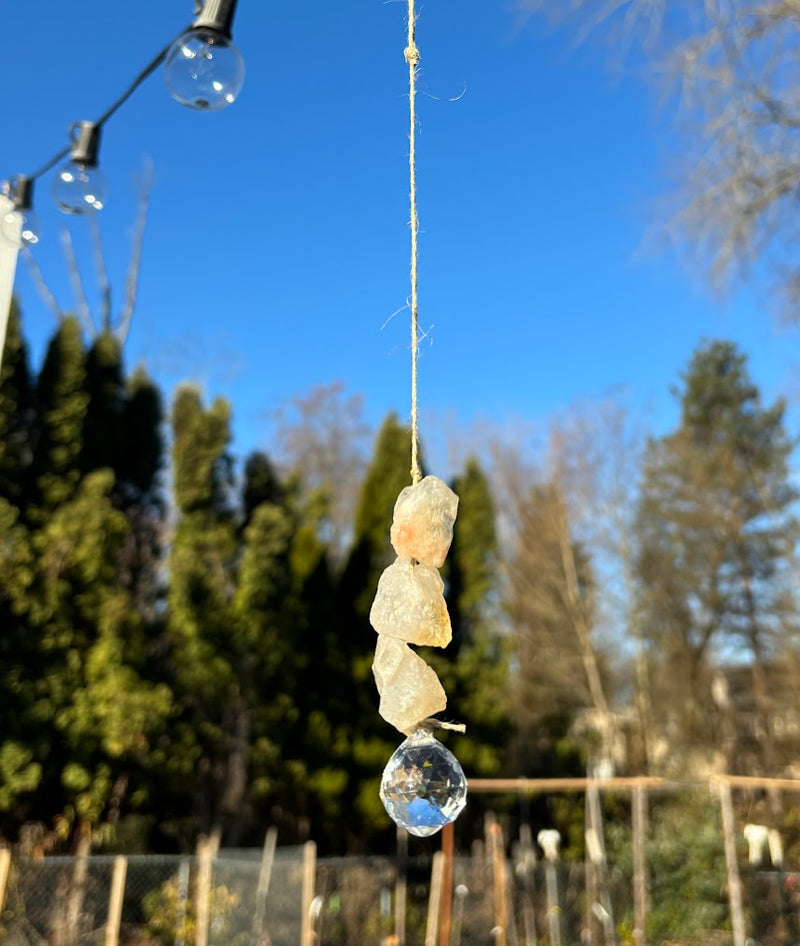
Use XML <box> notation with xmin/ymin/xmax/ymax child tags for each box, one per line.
<box><xmin>380</xmin><ymin>729</ymin><xmax>467</xmax><ymax>837</ymax></box>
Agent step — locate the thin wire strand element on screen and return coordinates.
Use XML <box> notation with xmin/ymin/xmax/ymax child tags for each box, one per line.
<box><xmin>405</xmin><ymin>0</ymin><xmax>422</xmax><ymax>485</ymax></box>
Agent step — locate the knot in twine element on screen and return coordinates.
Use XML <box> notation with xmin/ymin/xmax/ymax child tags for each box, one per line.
<box><xmin>404</xmin><ymin>44</ymin><xmax>420</xmax><ymax>66</ymax></box>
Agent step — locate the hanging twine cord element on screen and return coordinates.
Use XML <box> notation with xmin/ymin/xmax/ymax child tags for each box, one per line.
<box><xmin>405</xmin><ymin>0</ymin><xmax>422</xmax><ymax>486</ymax></box>
<box><xmin>420</xmin><ymin>717</ymin><xmax>467</xmax><ymax>734</ymax></box>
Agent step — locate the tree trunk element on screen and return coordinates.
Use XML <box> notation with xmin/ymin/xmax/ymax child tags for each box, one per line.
<box><xmin>213</xmin><ymin>689</ymin><xmax>251</xmax><ymax>846</ymax></box>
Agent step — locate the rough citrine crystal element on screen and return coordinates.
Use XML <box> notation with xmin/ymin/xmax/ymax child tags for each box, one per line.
<box><xmin>370</xmin><ymin>557</ymin><xmax>452</xmax><ymax>648</ymax></box>
<box><xmin>372</xmin><ymin>636</ymin><xmax>446</xmax><ymax>734</ymax></box>
<box><xmin>390</xmin><ymin>475</ymin><xmax>459</xmax><ymax>568</ymax></box>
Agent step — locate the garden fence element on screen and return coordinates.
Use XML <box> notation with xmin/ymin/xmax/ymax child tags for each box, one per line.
<box><xmin>3</xmin><ymin>775</ymin><xmax>800</xmax><ymax>945</ymax></box>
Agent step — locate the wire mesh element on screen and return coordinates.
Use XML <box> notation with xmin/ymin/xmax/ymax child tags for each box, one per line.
<box><xmin>1</xmin><ymin>841</ymin><xmax>799</xmax><ymax>945</ymax></box>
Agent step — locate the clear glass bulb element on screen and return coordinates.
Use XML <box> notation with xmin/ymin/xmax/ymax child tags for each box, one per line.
<box><xmin>53</xmin><ymin>162</ymin><xmax>107</xmax><ymax>215</ymax></box>
<box><xmin>2</xmin><ymin>208</ymin><xmax>41</xmax><ymax>247</ymax></box>
<box><xmin>165</xmin><ymin>28</ymin><xmax>244</xmax><ymax>111</ymax></box>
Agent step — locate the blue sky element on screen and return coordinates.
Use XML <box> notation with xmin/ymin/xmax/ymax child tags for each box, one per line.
<box><xmin>3</xmin><ymin>0</ymin><xmax>798</xmax><ymax>466</ymax></box>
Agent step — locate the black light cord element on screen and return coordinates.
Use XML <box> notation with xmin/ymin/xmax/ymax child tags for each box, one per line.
<box><xmin>92</xmin><ymin>27</ymin><xmax>191</xmax><ymax>130</ymax></box>
<box><xmin>20</xmin><ymin>24</ymin><xmax>192</xmax><ymax>186</ymax></box>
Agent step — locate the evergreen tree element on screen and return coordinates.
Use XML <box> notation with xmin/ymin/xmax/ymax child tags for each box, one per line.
<box><xmin>0</xmin><ymin>312</ymin><xmax>174</xmax><ymax>843</ymax></box>
<box><xmin>344</xmin><ymin>413</ymin><xmax>416</xmax><ymax>616</ymax></box>
<box><xmin>34</xmin><ymin>316</ymin><xmax>88</xmax><ymax>511</ymax></box>
<box><xmin>0</xmin><ymin>301</ymin><xmax>37</xmax><ymax>825</ymax></box>
<box><xmin>117</xmin><ymin>367</ymin><xmax>166</xmax><ymax>630</ymax></box>
<box><xmin>2</xmin><ymin>470</ymin><xmax>171</xmax><ymax>840</ymax></box>
<box><xmin>242</xmin><ymin>450</ymin><xmax>284</xmax><ymax>526</ymax></box>
<box><xmin>171</xmin><ymin>386</ymin><xmax>233</xmax><ymax>517</ymax></box>
<box><xmin>166</xmin><ymin>387</ymin><xmax>238</xmax><ymax>842</ymax></box>
<box><xmin>82</xmin><ymin>332</ymin><xmax>125</xmax><ymax>482</ymax></box>
<box><xmin>0</xmin><ymin>299</ymin><xmax>37</xmax><ymax>509</ymax></box>
<box><xmin>446</xmin><ymin>457</ymin><xmax>499</xmax><ymax>659</ymax></box>
<box><xmin>167</xmin><ymin>389</ymin><xmax>301</xmax><ymax>846</ymax></box>
<box><xmin>636</xmin><ymin>340</ymin><xmax>798</xmax><ymax>772</ymax></box>
<box><xmin>0</xmin><ymin>496</ymin><xmax>36</xmax><ymax>833</ymax></box>
<box><xmin>230</xmin><ymin>496</ymin><xmax>296</xmax><ymax>845</ymax></box>
<box><xmin>438</xmin><ymin>457</ymin><xmax>508</xmax><ymax>776</ymax></box>
<box><xmin>122</xmin><ymin>366</ymin><xmax>164</xmax><ymax>502</ymax></box>
<box><xmin>289</xmin><ymin>487</ymin><xmax>352</xmax><ymax>849</ymax></box>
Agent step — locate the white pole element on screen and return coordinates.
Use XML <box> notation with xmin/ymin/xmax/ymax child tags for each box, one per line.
<box><xmin>251</xmin><ymin>826</ymin><xmax>278</xmax><ymax>942</ymax></box>
<box><xmin>175</xmin><ymin>858</ymin><xmax>191</xmax><ymax>946</ymax></box>
<box><xmin>0</xmin><ymin>195</ymin><xmax>20</xmax><ymax>374</ymax></box>
<box><xmin>104</xmin><ymin>855</ymin><xmax>128</xmax><ymax>946</ymax></box>
<box><xmin>538</xmin><ymin>830</ymin><xmax>562</xmax><ymax>946</ymax></box>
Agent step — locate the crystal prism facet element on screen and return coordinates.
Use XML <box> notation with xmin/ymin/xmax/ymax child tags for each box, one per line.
<box><xmin>390</xmin><ymin>476</ymin><xmax>459</xmax><ymax>568</ymax></box>
<box><xmin>372</xmin><ymin>637</ymin><xmax>447</xmax><ymax>734</ymax></box>
<box><xmin>380</xmin><ymin>729</ymin><xmax>468</xmax><ymax>837</ymax></box>
<box><xmin>370</xmin><ymin>557</ymin><xmax>452</xmax><ymax>647</ymax></box>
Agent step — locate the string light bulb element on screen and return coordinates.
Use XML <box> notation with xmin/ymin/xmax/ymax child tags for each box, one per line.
<box><xmin>165</xmin><ymin>0</ymin><xmax>244</xmax><ymax>111</ymax></box>
<box><xmin>2</xmin><ymin>177</ymin><xmax>41</xmax><ymax>247</ymax></box>
<box><xmin>53</xmin><ymin>122</ymin><xmax>107</xmax><ymax>215</ymax></box>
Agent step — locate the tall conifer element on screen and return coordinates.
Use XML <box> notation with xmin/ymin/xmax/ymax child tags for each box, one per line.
<box><xmin>439</xmin><ymin>457</ymin><xmax>507</xmax><ymax>775</ymax></box>
<box><xmin>82</xmin><ymin>332</ymin><xmax>125</xmax><ymax>481</ymax></box>
<box><xmin>168</xmin><ymin>389</ymin><xmax>302</xmax><ymax>845</ymax></box>
<box><xmin>636</xmin><ymin>340</ymin><xmax>798</xmax><ymax>770</ymax></box>
<box><xmin>35</xmin><ymin>316</ymin><xmax>88</xmax><ymax>510</ymax></box>
<box><xmin>0</xmin><ymin>299</ymin><xmax>37</xmax><ymax>509</ymax></box>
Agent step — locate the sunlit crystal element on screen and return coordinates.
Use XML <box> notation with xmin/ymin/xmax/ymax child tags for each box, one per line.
<box><xmin>380</xmin><ymin>729</ymin><xmax>467</xmax><ymax>837</ymax></box>
<box><xmin>390</xmin><ymin>476</ymin><xmax>459</xmax><ymax>568</ymax></box>
<box><xmin>373</xmin><ymin>637</ymin><xmax>447</xmax><ymax>734</ymax></box>
<box><xmin>370</xmin><ymin>557</ymin><xmax>452</xmax><ymax>647</ymax></box>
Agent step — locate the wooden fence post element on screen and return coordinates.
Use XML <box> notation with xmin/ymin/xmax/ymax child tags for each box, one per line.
<box><xmin>632</xmin><ymin>787</ymin><xmax>649</xmax><ymax>946</ymax></box>
<box><xmin>395</xmin><ymin>827</ymin><xmax>408</xmax><ymax>946</ymax></box>
<box><xmin>425</xmin><ymin>851</ymin><xmax>445</xmax><ymax>946</ymax></box>
<box><xmin>252</xmin><ymin>826</ymin><xmax>278</xmax><ymax>943</ymax></box>
<box><xmin>517</xmin><ymin>824</ymin><xmax>538</xmax><ymax>946</ymax></box>
<box><xmin>65</xmin><ymin>827</ymin><xmax>90</xmax><ymax>945</ymax></box>
<box><xmin>0</xmin><ymin>848</ymin><xmax>11</xmax><ymax>916</ymax></box>
<box><xmin>300</xmin><ymin>840</ymin><xmax>317</xmax><ymax>946</ymax></box>
<box><xmin>490</xmin><ymin>821</ymin><xmax>508</xmax><ymax>946</ymax></box>
<box><xmin>718</xmin><ymin>779</ymin><xmax>747</xmax><ymax>946</ymax></box>
<box><xmin>587</xmin><ymin>782</ymin><xmax>616</xmax><ymax>946</ymax></box>
<box><xmin>175</xmin><ymin>857</ymin><xmax>191</xmax><ymax>946</ymax></box>
<box><xmin>104</xmin><ymin>855</ymin><xmax>128</xmax><ymax>946</ymax></box>
<box><xmin>194</xmin><ymin>839</ymin><xmax>213</xmax><ymax>946</ymax></box>
<box><xmin>439</xmin><ymin>822</ymin><xmax>454</xmax><ymax>946</ymax></box>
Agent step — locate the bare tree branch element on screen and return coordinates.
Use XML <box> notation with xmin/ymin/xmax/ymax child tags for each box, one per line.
<box><xmin>118</xmin><ymin>156</ymin><xmax>153</xmax><ymax>346</ymax></box>
<box><xmin>60</xmin><ymin>226</ymin><xmax>96</xmax><ymax>336</ymax></box>
<box><xmin>21</xmin><ymin>248</ymin><xmax>62</xmax><ymax>322</ymax></box>
<box><xmin>519</xmin><ymin>0</ymin><xmax>800</xmax><ymax>316</ymax></box>
<box><xmin>13</xmin><ymin>159</ymin><xmax>154</xmax><ymax>345</ymax></box>
<box><xmin>89</xmin><ymin>212</ymin><xmax>112</xmax><ymax>333</ymax></box>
